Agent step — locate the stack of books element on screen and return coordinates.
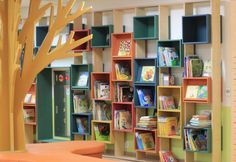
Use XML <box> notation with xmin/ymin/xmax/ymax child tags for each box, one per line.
<box><xmin>158</xmin><ymin>117</ymin><xmax>177</xmax><ymax>136</ymax></box>
<box><xmin>189</xmin><ymin>110</ymin><xmax>211</xmax><ymax>127</ymax></box>
<box><xmin>135</xmin><ymin>132</ymin><xmax>155</xmax><ymax>151</ymax></box>
<box><xmin>94</xmin><ymin>81</ymin><xmax>110</xmax><ymax>99</ymax></box>
<box><xmin>136</xmin><ymin>116</ymin><xmax>157</xmax><ymax>130</ymax></box>
<box><xmin>184</xmin><ymin>56</ymin><xmax>203</xmax><ymax>77</ymax></box>
<box><xmin>158</xmin><ymin>96</ymin><xmax>177</xmax><ymax>110</ymax></box>
<box><xmin>159</xmin><ymin>151</ymin><xmax>178</xmax><ymax>162</ymax></box>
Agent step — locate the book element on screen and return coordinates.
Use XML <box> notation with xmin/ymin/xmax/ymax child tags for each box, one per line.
<box><xmin>159</xmin><ymin>151</ymin><xmax>178</xmax><ymax>162</ymax></box>
<box><xmin>94</xmin><ymin>101</ymin><xmax>112</xmax><ymax>120</ymax></box>
<box><xmin>158</xmin><ymin>117</ymin><xmax>177</xmax><ymax>136</ymax></box>
<box><xmin>24</xmin><ymin>93</ymin><xmax>32</xmax><ymax>103</ymax></box>
<box><xmin>203</xmin><ymin>60</ymin><xmax>212</xmax><ymax>77</ymax></box>
<box><xmin>160</xmin><ymin>73</ymin><xmax>175</xmax><ymax>86</ymax></box>
<box><xmin>118</xmin><ymin>40</ymin><xmax>131</xmax><ymax>56</ymax></box>
<box><xmin>137</xmin><ymin>88</ymin><xmax>154</xmax><ymax>107</ymax></box>
<box><xmin>197</xmin><ymin>86</ymin><xmax>208</xmax><ymax>99</ymax></box>
<box><xmin>159</xmin><ymin>96</ymin><xmax>176</xmax><ymax>110</ymax></box>
<box><xmin>115</xmin><ymin>63</ymin><xmax>131</xmax><ymax>80</ymax></box>
<box><xmin>119</xmin><ymin>111</ymin><xmax>132</xmax><ymax>129</ymax></box>
<box><xmin>77</xmin><ymin>71</ymin><xmax>89</xmax><ymax>87</ymax></box>
<box><xmin>139</xmin><ymin>133</ymin><xmax>155</xmax><ymax>150</ymax></box>
<box><xmin>185</xmin><ymin>86</ymin><xmax>199</xmax><ymax>99</ymax></box>
<box><xmin>23</xmin><ymin>108</ymin><xmax>35</xmax><ymax>122</ymax></box>
<box><xmin>73</xmin><ymin>94</ymin><xmax>89</xmax><ymax>113</ymax></box>
<box><xmin>115</xmin><ymin>83</ymin><xmax>133</xmax><ymax>102</ymax></box>
<box><xmin>158</xmin><ymin>47</ymin><xmax>179</xmax><ymax>67</ymax></box>
<box><xmin>190</xmin><ymin>59</ymin><xmax>203</xmax><ymax>77</ymax></box>
<box><xmin>76</xmin><ymin>117</ymin><xmax>88</xmax><ymax>134</ymax></box>
<box><xmin>135</xmin><ymin>132</ymin><xmax>144</xmax><ymax>150</ymax></box>
<box><xmin>140</xmin><ymin>66</ymin><xmax>155</xmax><ymax>82</ymax></box>
<box><xmin>94</xmin><ymin>81</ymin><xmax>110</xmax><ymax>99</ymax></box>
<box><xmin>94</xmin><ymin>123</ymin><xmax>110</xmax><ymax>141</ymax></box>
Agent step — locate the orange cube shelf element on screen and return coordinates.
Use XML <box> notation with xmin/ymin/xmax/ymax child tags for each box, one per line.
<box><xmin>91</xmin><ymin>72</ymin><xmax>113</xmax><ymax>100</ymax></box>
<box><xmin>134</xmin><ymin>128</ymin><xmax>159</xmax><ymax>154</ymax></box>
<box><xmin>112</xmin><ymin>102</ymin><xmax>135</xmax><ymax>132</ymax></box>
<box><xmin>183</xmin><ymin>77</ymin><xmax>212</xmax><ymax>104</ymax></box>
<box><xmin>111</xmin><ymin>33</ymin><xmax>135</xmax><ymax>59</ymax></box>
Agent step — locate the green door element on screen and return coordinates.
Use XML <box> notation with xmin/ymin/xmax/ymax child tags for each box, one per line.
<box><xmin>53</xmin><ymin>70</ymin><xmax>70</xmax><ymax>139</ymax></box>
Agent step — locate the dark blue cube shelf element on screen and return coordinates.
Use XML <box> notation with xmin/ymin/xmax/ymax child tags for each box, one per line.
<box><xmin>36</xmin><ymin>26</ymin><xmax>49</xmax><ymax>47</ymax></box>
<box><xmin>91</xmin><ymin>25</ymin><xmax>113</xmax><ymax>48</ymax></box>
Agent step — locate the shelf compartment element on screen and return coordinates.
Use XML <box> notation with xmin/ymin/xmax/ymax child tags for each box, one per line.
<box><xmin>182</xmin><ymin>14</ymin><xmax>211</xmax><ymax>44</ymax></box>
<box><xmin>71</xmin><ymin>113</ymin><xmax>93</xmax><ymax>135</ymax></box>
<box><xmin>36</xmin><ymin>26</ymin><xmax>48</xmax><ymax>47</ymax></box>
<box><xmin>183</xmin><ymin>127</ymin><xmax>212</xmax><ymax>153</ymax></box>
<box><xmin>70</xmin><ymin>64</ymin><xmax>92</xmax><ymax>89</ymax></box>
<box><xmin>157</xmin><ymin>40</ymin><xmax>183</xmax><ymax>67</ymax></box>
<box><xmin>157</xmin><ymin>86</ymin><xmax>182</xmax><ymax>112</ymax></box>
<box><xmin>134</xmin><ymin>58</ymin><xmax>158</xmax><ymax>84</ymax></box>
<box><xmin>183</xmin><ymin>77</ymin><xmax>212</xmax><ymax>104</ymax></box>
<box><xmin>91</xmin><ymin>120</ymin><xmax>114</xmax><ymax>144</ymax></box>
<box><xmin>91</xmin><ymin>25</ymin><xmax>113</xmax><ymax>48</ymax></box>
<box><xmin>134</xmin><ymin>85</ymin><xmax>156</xmax><ymax>109</ymax></box>
<box><xmin>112</xmin><ymin>102</ymin><xmax>135</xmax><ymax>132</ymax></box>
<box><xmin>134</xmin><ymin>128</ymin><xmax>159</xmax><ymax>153</ymax></box>
<box><xmin>72</xmin><ymin>29</ymin><xmax>91</xmax><ymax>52</ymax></box>
<box><xmin>133</xmin><ymin>15</ymin><xmax>159</xmax><ymax>40</ymax></box>
<box><xmin>112</xmin><ymin>59</ymin><xmax>133</xmax><ymax>82</ymax></box>
<box><xmin>91</xmin><ymin>72</ymin><xmax>113</xmax><ymax>100</ymax></box>
<box><xmin>111</xmin><ymin>33</ymin><xmax>135</xmax><ymax>58</ymax></box>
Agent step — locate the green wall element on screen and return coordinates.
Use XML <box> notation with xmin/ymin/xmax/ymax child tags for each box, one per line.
<box><xmin>118</xmin><ymin>106</ymin><xmax>231</xmax><ymax>162</ymax></box>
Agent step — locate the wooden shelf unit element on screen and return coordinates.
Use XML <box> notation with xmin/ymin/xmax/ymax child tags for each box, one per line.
<box><xmin>71</xmin><ymin>113</ymin><xmax>93</xmax><ymax>136</ymax></box>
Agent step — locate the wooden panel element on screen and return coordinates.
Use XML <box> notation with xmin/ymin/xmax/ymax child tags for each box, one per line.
<box><xmin>159</xmin><ymin>5</ymin><xmax>169</xmax><ymax>40</ymax></box>
<box><xmin>113</xmin><ymin>10</ymin><xmax>123</xmax><ymax>33</ymax></box>
<box><xmin>211</xmin><ymin>0</ymin><xmax>221</xmax><ymax>162</ymax></box>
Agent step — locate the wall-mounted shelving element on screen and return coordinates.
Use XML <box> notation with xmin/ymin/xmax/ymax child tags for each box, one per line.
<box><xmin>72</xmin><ymin>29</ymin><xmax>91</xmax><ymax>52</ymax></box>
<box><xmin>133</xmin><ymin>15</ymin><xmax>159</xmax><ymax>40</ymax></box>
<box><xmin>91</xmin><ymin>25</ymin><xmax>114</xmax><ymax>48</ymax></box>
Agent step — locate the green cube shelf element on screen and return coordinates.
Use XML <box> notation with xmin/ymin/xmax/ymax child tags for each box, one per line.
<box><xmin>91</xmin><ymin>25</ymin><xmax>113</xmax><ymax>48</ymax></box>
<box><xmin>133</xmin><ymin>15</ymin><xmax>159</xmax><ymax>40</ymax></box>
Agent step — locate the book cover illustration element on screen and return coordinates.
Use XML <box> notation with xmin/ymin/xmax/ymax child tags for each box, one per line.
<box><xmin>185</xmin><ymin>86</ymin><xmax>199</xmax><ymax>99</ymax></box>
<box><xmin>94</xmin><ymin>101</ymin><xmax>112</xmax><ymax>121</ymax></box>
<box><xmin>140</xmin><ymin>66</ymin><xmax>155</xmax><ymax>82</ymax></box>
<box><xmin>190</xmin><ymin>59</ymin><xmax>203</xmax><ymax>77</ymax></box>
<box><xmin>76</xmin><ymin>117</ymin><xmax>88</xmax><ymax>134</ymax></box>
<box><xmin>77</xmin><ymin>71</ymin><xmax>89</xmax><ymax>87</ymax></box>
<box><xmin>119</xmin><ymin>111</ymin><xmax>132</xmax><ymax>129</ymax></box>
<box><xmin>94</xmin><ymin>81</ymin><xmax>110</xmax><ymax>99</ymax></box>
<box><xmin>73</xmin><ymin>94</ymin><xmax>89</xmax><ymax>113</ymax></box>
<box><xmin>118</xmin><ymin>40</ymin><xmax>131</xmax><ymax>56</ymax></box>
<box><xmin>203</xmin><ymin>60</ymin><xmax>212</xmax><ymax>77</ymax></box>
<box><xmin>158</xmin><ymin>47</ymin><xmax>179</xmax><ymax>67</ymax></box>
<box><xmin>94</xmin><ymin>123</ymin><xmax>110</xmax><ymax>141</ymax></box>
<box><xmin>137</xmin><ymin>88</ymin><xmax>154</xmax><ymax>106</ymax></box>
<box><xmin>115</xmin><ymin>63</ymin><xmax>131</xmax><ymax>80</ymax></box>
<box><xmin>139</xmin><ymin>133</ymin><xmax>155</xmax><ymax>150</ymax></box>
<box><xmin>197</xmin><ymin>86</ymin><xmax>208</xmax><ymax>99</ymax></box>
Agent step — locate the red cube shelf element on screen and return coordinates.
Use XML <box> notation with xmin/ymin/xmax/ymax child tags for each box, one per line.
<box><xmin>112</xmin><ymin>102</ymin><xmax>135</xmax><ymax>132</ymax></box>
<box><xmin>73</xmin><ymin>29</ymin><xmax>91</xmax><ymax>52</ymax></box>
<box><xmin>183</xmin><ymin>77</ymin><xmax>212</xmax><ymax>104</ymax></box>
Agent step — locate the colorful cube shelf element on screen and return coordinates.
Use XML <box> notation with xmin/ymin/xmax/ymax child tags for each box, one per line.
<box><xmin>71</xmin><ymin>113</ymin><xmax>93</xmax><ymax>136</ymax></box>
<box><xmin>91</xmin><ymin>25</ymin><xmax>113</xmax><ymax>48</ymax></box>
<box><xmin>133</xmin><ymin>15</ymin><xmax>159</xmax><ymax>40</ymax></box>
<box><xmin>72</xmin><ymin>29</ymin><xmax>91</xmax><ymax>52</ymax></box>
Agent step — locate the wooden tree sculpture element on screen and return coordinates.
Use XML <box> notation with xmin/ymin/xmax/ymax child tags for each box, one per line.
<box><xmin>0</xmin><ymin>0</ymin><xmax>92</xmax><ymax>151</ymax></box>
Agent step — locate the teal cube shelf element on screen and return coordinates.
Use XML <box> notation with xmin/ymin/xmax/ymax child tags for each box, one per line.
<box><xmin>157</xmin><ymin>40</ymin><xmax>183</xmax><ymax>67</ymax></box>
<box><xmin>183</xmin><ymin>126</ymin><xmax>212</xmax><ymax>153</ymax></box>
<box><xmin>91</xmin><ymin>25</ymin><xmax>113</xmax><ymax>48</ymax></box>
<box><xmin>133</xmin><ymin>15</ymin><xmax>159</xmax><ymax>40</ymax></box>
<box><xmin>70</xmin><ymin>64</ymin><xmax>92</xmax><ymax>90</ymax></box>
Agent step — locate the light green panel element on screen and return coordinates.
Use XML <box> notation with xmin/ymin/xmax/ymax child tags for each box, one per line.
<box><xmin>125</xmin><ymin>133</ymin><xmax>135</xmax><ymax>152</ymax></box>
<box><xmin>171</xmin><ymin>139</ymin><xmax>184</xmax><ymax>159</ymax></box>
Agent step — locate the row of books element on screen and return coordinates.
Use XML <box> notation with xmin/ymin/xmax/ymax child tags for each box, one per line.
<box><xmin>114</xmin><ymin>110</ymin><xmax>132</xmax><ymax>130</ymax></box>
<box><xmin>135</xmin><ymin>132</ymin><xmax>155</xmax><ymax>150</ymax></box>
<box><xmin>158</xmin><ymin>96</ymin><xmax>178</xmax><ymax>110</ymax></box>
<box><xmin>93</xmin><ymin>81</ymin><xmax>110</xmax><ymax>99</ymax></box>
<box><xmin>93</xmin><ymin>101</ymin><xmax>112</xmax><ymax>121</ymax></box>
<box><xmin>136</xmin><ymin>88</ymin><xmax>154</xmax><ymax>107</ymax></box>
<box><xmin>184</xmin><ymin>128</ymin><xmax>208</xmax><ymax>151</ymax></box>
<box><xmin>136</xmin><ymin>116</ymin><xmax>157</xmax><ymax>129</ymax></box>
<box><xmin>159</xmin><ymin>151</ymin><xmax>178</xmax><ymax>162</ymax></box>
<box><xmin>158</xmin><ymin>47</ymin><xmax>180</xmax><ymax>67</ymax></box>
<box><xmin>114</xmin><ymin>83</ymin><xmax>133</xmax><ymax>102</ymax></box>
<box><xmin>159</xmin><ymin>73</ymin><xmax>174</xmax><ymax>86</ymax></box>
<box><xmin>158</xmin><ymin>117</ymin><xmax>178</xmax><ymax>137</ymax></box>
<box><xmin>73</xmin><ymin>94</ymin><xmax>90</xmax><ymax>113</ymax></box>
<box><xmin>185</xmin><ymin>85</ymin><xmax>208</xmax><ymax>99</ymax></box>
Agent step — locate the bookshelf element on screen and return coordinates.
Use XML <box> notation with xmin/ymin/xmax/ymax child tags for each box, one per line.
<box><xmin>72</xmin><ymin>29</ymin><xmax>91</xmax><ymax>52</ymax></box>
<box><xmin>24</xmin><ymin>82</ymin><xmax>37</xmax><ymax>143</ymax></box>
<box><xmin>91</xmin><ymin>25</ymin><xmax>114</xmax><ymax>48</ymax></box>
<box><xmin>70</xmin><ymin>64</ymin><xmax>93</xmax><ymax>140</ymax></box>
<box><xmin>182</xmin><ymin>14</ymin><xmax>211</xmax><ymax>44</ymax></box>
<box><xmin>133</xmin><ymin>15</ymin><xmax>159</xmax><ymax>40</ymax></box>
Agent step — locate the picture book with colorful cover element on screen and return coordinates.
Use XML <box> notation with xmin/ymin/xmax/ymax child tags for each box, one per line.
<box><xmin>94</xmin><ymin>101</ymin><xmax>112</xmax><ymax>120</ymax></box>
<box><xmin>197</xmin><ymin>85</ymin><xmax>208</xmax><ymax>99</ymax></box>
<box><xmin>94</xmin><ymin>123</ymin><xmax>110</xmax><ymax>141</ymax></box>
<box><xmin>115</xmin><ymin>63</ymin><xmax>131</xmax><ymax>80</ymax></box>
<box><xmin>140</xmin><ymin>66</ymin><xmax>155</xmax><ymax>82</ymax></box>
<box><xmin>76</xmin><ymin>117</ymin><xmax>88</xmax><ymax>134</ymax></box>
<box><xmin>118</xmin><ymin>40</ymin><xmax>131</xmax><ymax>56</ymax></box>
<box><xmin>159</xmin><ymin>96</ymin><xmax>176</xmax><ymax>110</ymax></box>
<box><xmin>119</xmin><ymin>111</ymin><xmax>132</xmax><ymax>129</ymax></box>
<box><xmin>135</xmin><ymin>132</ymin><xmax>144</xmax><ymax>150</ymax></box>
<box><xmin>77</xmin><ymin>71</ymin><xmax>89</xmax><ymax>87</ymax></box>
<box><xmin>159</xmin><ymin>151</ymin><xmax>178</xmax><ymax>162</ymax></box>
<box><xmin>139</xmin><ymin>132</ymin><xmax>155</xmax><ymax>150</ymax></box>
<box><xmin>185</xmin><ymin>86</ymin><xmax>199</xmax><ymax>99</ymax></box>
<box><xmin>137</xmin><ymin>88</ymin><xmax>154</xmax><ymax>107</ymax></box>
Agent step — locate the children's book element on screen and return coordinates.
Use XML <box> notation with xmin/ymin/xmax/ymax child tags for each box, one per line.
<box><xmin>119</xmin><ymin>111</ymin><xmax>132</xmax><ymax>129</ymax></box>
<box><xmin>73</xmin><ymin>94</ymin><xmax>89</xmax><ymax>113</ymax></box>
<box><xmin>137</xmin><ymin>88</ymin><xmax>154</xmax><ymax>107</ymax></box>
<box><xmin>94</xmin><ymin>101</ymin><xmax>112</xmax><ymax>120</ymax></box>
<box><xmin>203</xmin><ymin>60</ymin><xmax>212</xmax><ymax>77</ymax></box>
<box><xmin>197</xmin><ymin>86</ymin><xmax>208</xmax><ymax>99</ymax></box>
<box><xmin>94</xmin><ymin>123</ymin><xmax>110</xmax><ymax>141</ymax></box>
<box><xmin>77</xmin><ymin>71</ymin><xmax>89</xmax><ymax>87</ymax></box>
<box><xmin>185</xmin><ymin>86</ymin><xmax>199</xmax><ymax>99</ymax></box>
<box><xmin>118</xmin><ymin>40</ymin><xmax>131</xmax><ymax>56</ymax></box>
<box><xmin>139</xmin><ymin>133</ymin><xmax>155</xmax><ymax>150</ymax></box>
<box><xmin>76</xmin><ymin>117</ymin><xmax>88</xmax><ymax>134</ymax></box>
<box><xmin>115</xmin><ymin>63</ymin><xmax>131</xmax><ymax>80</ymax></box>
<box><xmin>190</xmin><ymin>59</ymin><xmax>203</xmax><ymax>77</ymax></box>
<box><xmin>140</xmin><ymin>66</ymin><xmax>155</xmax><ymax>82</ymax></box>
<box><xmin>135</xmin><ymin>132</ymin><xmax>144</xmax><ymax>150</ymax></box>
